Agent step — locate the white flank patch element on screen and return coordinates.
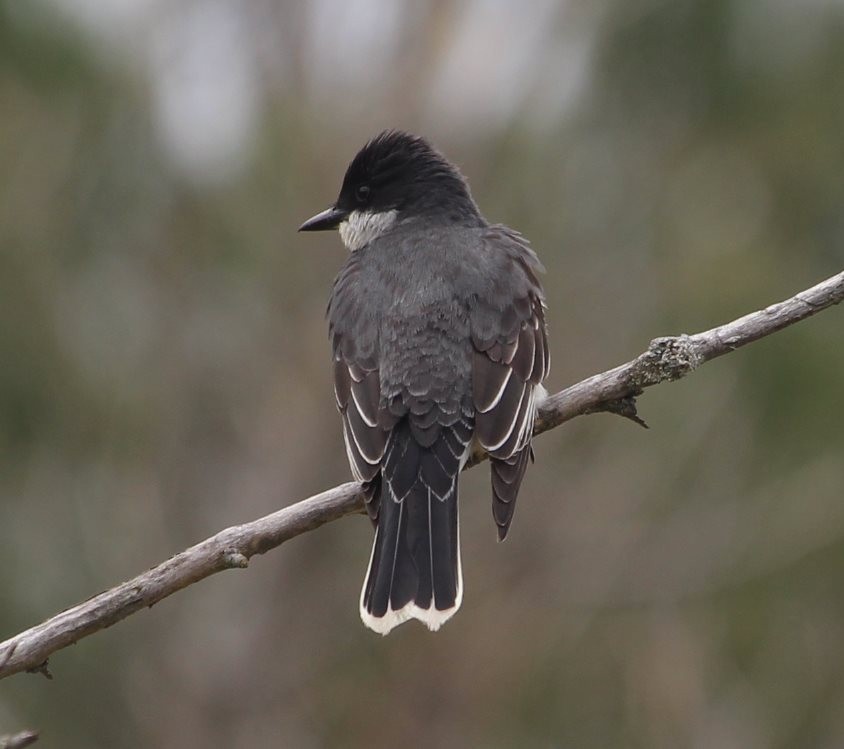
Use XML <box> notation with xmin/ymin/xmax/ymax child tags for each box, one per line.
<box><xmin>339</xmin><ymin>209</ymin><xmax>398</xmax><ymax>252</ymax></box>
<box><xmin>534</xmin><ymin>383</ymin><xmax>549</xmax><ymax>407</ymax></box>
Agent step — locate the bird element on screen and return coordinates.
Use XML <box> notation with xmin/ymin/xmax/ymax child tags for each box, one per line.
<box><xmin>299</xmin><ymin>130</ymin><xmax>549</xmax><ymax>635</ymax></box>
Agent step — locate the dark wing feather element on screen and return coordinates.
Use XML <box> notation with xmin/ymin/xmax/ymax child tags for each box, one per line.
<box><xmin>334</xmin><ymin>355</ymin><xmax>388</xmax><ymax>520</ymax></box>
<box><xmin>328</xmin><ymin>252</ymin><xmax>391</xmax><ymax>521</ymax></box>
<box><xmin>491</xmin><ymin>448</ymin><xmax>532</xmax><ymax>539</ymax></box>
<box><xmin>472</xmin><ymin>353</ymin><xmax>512</xmax><ymax>414</ymax></box>
<box><xmin>471</xmin><ymin>226</ymin><xmax>550</xmax><ymax>539</ymax></box>
<box><xmin>473</xmin><ymin>371</ymin><xmax>526</xmax><ymax>451</ymax></box>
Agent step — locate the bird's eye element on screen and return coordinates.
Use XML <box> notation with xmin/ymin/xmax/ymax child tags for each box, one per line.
<box><xmin>355</xmin><ymin>185</ymin><xmax>371</xmax><ymax>203</ymax></box>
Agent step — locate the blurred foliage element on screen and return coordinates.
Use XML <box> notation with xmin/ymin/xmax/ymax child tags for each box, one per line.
<box><xmin>1</xmin><ymin>1</ymin><xmax>843</xmax><ymax>747</ymax></box>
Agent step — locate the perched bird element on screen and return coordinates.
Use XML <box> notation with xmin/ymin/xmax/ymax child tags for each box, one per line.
<box><xmin>300</xmin><ymin>131</ymin><xmax>549</xmax><ymax>634</ymax></box>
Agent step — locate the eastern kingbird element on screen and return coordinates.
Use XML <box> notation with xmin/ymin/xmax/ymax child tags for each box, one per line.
<box><xmin>300</xmin><ymin>131</ymin><xmax>549</xmax><ymax>634</ymax></box>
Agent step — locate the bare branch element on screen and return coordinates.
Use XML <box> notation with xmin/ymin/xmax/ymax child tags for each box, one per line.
<box><xmin>1</xmin><ymin>270</ymin><xmax>842</xmax><ymax>681</ymax></box>
<box><xmin>0</xmin><ymin>731</ymin><xmax>39</xmax><ymax>749</ymax></box>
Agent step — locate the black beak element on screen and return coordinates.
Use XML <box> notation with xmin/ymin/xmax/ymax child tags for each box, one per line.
<box><xmin>298</xmin><ymin>205</ymin><xmax>348</xmax><ymax>232</ymax></box>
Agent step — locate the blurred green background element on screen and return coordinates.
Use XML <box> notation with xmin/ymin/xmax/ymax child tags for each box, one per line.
<box><xmin>1</xmin><ymin>1</ymin><xmax>843</xmax><ymax>746</ymax></box>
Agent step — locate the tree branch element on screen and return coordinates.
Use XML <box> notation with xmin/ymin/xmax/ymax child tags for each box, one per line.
<box><xmin>0</xmin><ymin>732</ymin><xmax>39</xmax><ymax>749</ymax></box>
<box><xmin>1</xmin><ymin>270</ymin><xmax>842</xmax><ymax>680</ymax></box>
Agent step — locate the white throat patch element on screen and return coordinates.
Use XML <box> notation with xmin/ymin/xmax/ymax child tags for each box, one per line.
<box><xmin>339</xmin><ymin>209</ymin><xmax>398</xmax><ymax>252</ymax></box>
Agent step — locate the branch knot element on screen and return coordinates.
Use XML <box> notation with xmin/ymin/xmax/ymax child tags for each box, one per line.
<box><xmin>222</xmin><ymin>551</ymin><xmax>249</xmax><ymax>569</ymax></box>
<box><xmin>631</xmin><ymin>335</ymin><xmax>704</xmax><ymax>387</ymax></box>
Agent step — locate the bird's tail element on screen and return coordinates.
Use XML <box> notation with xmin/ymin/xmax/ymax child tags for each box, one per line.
<box><xmin>360</xmin><ymin>423</ymin><xmax>464</xmax><ymax>634</ymax></box>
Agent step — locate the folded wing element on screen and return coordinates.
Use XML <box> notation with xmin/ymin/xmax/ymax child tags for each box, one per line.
<box><xmin>471</xmin><ymin>226</ymin><xmax>550</xmax><ymax>539</ymax></box>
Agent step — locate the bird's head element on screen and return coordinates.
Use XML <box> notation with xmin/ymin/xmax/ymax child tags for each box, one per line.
<box><xmin>299</xmin><ymin>130</ymin><xmax>479</xmax><ymax>251</ymax></box>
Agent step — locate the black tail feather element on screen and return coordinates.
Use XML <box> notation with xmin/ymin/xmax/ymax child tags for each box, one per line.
<box><xmin>360</xmin><ymin>422</ymin><xmax>463</xmax><ymax>634</ymax></box>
